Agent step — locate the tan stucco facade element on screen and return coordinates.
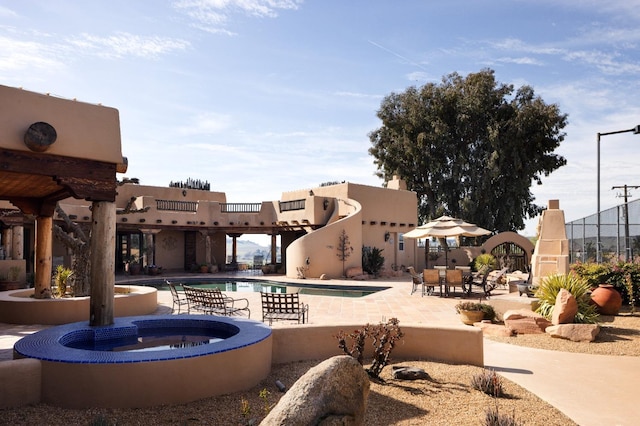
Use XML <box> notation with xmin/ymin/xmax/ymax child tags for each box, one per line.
<box><xmin>0</xmin><ymin>85</ymin><xmax>123</xmax><ymax>165</ymax></box>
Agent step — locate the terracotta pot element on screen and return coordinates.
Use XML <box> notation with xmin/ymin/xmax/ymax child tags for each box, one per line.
<box><xmin>591</xmin><ymin>284</ymin><xmax>622</xmax><ymax>315</ymax></box>
<box><xmin>459</xmin><ymin>310</ymin><xmax>485</xmax><ymax>325</ymax></box>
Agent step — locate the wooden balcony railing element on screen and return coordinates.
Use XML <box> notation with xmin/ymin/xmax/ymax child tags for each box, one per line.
<box><xmin>156</xmin><ymin>199</ymin><xmax>198</xmax><ymax>212</ymax></box>
<box><xmin>279</xmin><ymin>199</ymin><xmax>305</xmax><ymax>212</ymax></box>
<box><xmin>221</xmin><ymin>203</ymin><xmax>262</xmax><ymax>213</ymax></box>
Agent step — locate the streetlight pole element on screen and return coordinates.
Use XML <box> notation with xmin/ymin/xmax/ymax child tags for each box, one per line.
<box><xmin>597</xmin><ymin>125</ymin><xmax>640</xmax><ymax>263</ymax></box>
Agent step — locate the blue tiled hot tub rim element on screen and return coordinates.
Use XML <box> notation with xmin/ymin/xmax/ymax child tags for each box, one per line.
<box><xmin>13</xmin><ymin>315</ymin><xmax>271</xmax><ymax>364</ymax></box>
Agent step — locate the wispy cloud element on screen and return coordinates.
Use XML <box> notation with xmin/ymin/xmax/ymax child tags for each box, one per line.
<box><xmin>173</xmin><ymin>0</ymin><xmax>302</xmax><ymax>34</ymax></box>
<box><xmin>66</xmin><ymin>32</ymin><xmax>190</xmax><ymax>60</ymax></box>
<box><xmin>0</xmin><ymin>35</ymin><xmax>65</xmax><ymax>72</ymax></box>
<box><xmin>177</xmin><ymin>111</ymin><xmax>233</xmax><ymax>135</ymax></box>
<box><xmin>0</xmin><ymin>6</ymin><xmax>17</xmax><ymax>18</ymax></box>
<box><xmin>487</xmin><ymin>36</ymin><xmax>640</xmax><ymax>76</ymax></box>
<box><xmin>495</xmin><ymin>56</ymin><xmax>544</xmax><ymax>66</ymax></box>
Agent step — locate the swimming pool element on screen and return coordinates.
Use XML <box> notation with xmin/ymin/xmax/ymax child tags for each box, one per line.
<box><xmin>132</xmin><ymin>278</ymin><xmax>388</xmax><ymax>298</ymax></box>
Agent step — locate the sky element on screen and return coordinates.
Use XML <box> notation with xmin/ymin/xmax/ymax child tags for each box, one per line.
<box><xmin>1</xmin><ymin>0</ymin><xmax>639</xmax><ymax>245</ymax></box>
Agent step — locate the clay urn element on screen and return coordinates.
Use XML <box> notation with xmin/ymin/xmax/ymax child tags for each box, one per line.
<box><xmin>590</xmin><ymin>284</ymin><xmax>622</xmax><ymax>315</ymax></box>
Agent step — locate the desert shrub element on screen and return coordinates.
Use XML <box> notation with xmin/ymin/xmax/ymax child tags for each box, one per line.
<box><xmin>54</xmin><ymin>265</ymin><xmax>74</xmax><ymax>297</ymax></box>
<box><xmin>484</xmin><ymin>403</ymin><xmax>521</xmax><ymax>426</ymax></box>
<box><xmin>474</xmin><ymin>253</ymin><xmax>498</xmax><ymax>273</ymax></box>
<box><xmin>571</xmin><ymin>261</ymin><xmax>640</xmax><ymax>306</ymax></box>
<box><xmin>535</xmin><ymin>273</ymin><xmax>599</xmax><ymax>324</ymax></box>
<box><xmin>362</xmin><ymin>246</ymin><xmax>385</xmax><ymax>277</ymax></box>
<box><xmin>471</xmin><ymin>368</ymin><xmax>504</xmax><ymax>397</ymax></box>
<box><xmin>336</xmin><ymin>317</ymin><xmax>403</xmax><ymax>379</ymax></box>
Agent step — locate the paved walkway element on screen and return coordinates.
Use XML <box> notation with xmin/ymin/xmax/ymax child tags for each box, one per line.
<box><xmin>1</xmin><ymin>273</ymin><xmax>639</xmax><ymax>425</ymax></box>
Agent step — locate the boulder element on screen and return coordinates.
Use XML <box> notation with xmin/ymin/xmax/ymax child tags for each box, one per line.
<box><xmin>260</xmin><ymin>355</ymin><xmax>370</xmax><ymax>426</ymax></box>
<box><xmin>392</xmin><ymin>366</ymin><xmax>430</xmax><ymax>380</ymax></box>
<box><xmin>503</xmin><ymin>309</ymin><xmax>552</xmax><ymax>334</ymax></box>
<box><xmin>546</xmin><ymin>324</ymin><xmax>601</xmax><ymax>342</ymax></box>
<box><xmin>552</xmin><ymin>288</ymin><xmax>578</xmax><ymax>325</ymax></box>
<box><xmin>474</xmin><ymin>322</ymin><xmax>515</xmax><ymax>337</ymax></box>
<box><xmin>346</xmin><ymin>267</ymin><xmax>364</xmax><ymax>278</ymax></box>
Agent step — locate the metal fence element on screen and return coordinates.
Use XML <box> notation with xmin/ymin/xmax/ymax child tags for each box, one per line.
<box><xmin>566</xmin><ymin>199</ymin><xmax>640</xmax><ymax>263</ymax></box>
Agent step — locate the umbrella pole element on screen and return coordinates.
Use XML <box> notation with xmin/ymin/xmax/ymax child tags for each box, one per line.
<box><xmin>425</xmin><ymin>239</ymin><xmax>429</xmax><ymax>269</ymax></box>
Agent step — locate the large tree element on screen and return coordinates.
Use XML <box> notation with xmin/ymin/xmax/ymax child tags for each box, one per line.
<box><xmin>369</xmin><ymin>69</ymin><xmax>567</xmax><ymax>232</ymax></box>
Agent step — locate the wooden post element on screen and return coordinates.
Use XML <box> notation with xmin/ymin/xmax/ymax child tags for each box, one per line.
<box><xmin>12</xmin><ymin>225</ymin><xmax>24</xmax><ymax>260</ymax></box>
<box><xmin>34</xmin><ymin>215</ymin><xmax>53</xmax><ymax>299</ymax></box>
<box><xmin>205</xmin><ymin>233</ymin><xmax>211</xmax><ymax>265</ymax></box>
<box><xmin>90</xmin><ymin>201</ymin><xmax>116</xmax><ymax>326</ymax></box>
<box><xmin>271</xmin><ymin>234</ymin><xmax>277</xmax><ymax>265</ymax></box>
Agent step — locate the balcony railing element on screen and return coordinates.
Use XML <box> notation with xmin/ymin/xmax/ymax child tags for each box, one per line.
<box><xmin>221</xmin><ymin>203</ymin><xmax>262</xmax><ymax>213</ymax></box>
<box><xmin>279</xmin><ymin>199</ymin><xmax>305</xmax><ymax>212</ymax></box>
<box><xmin>156</xmin><ymin>199</ymin><xmax>198</xmax><ymax>212</ymax></box>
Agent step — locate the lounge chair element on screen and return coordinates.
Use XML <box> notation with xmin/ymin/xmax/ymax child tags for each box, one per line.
<box><xmin>183</xmin><ymin>285</ymin><xmax>251</xmax><ymax>318</ymax></box>
<box><xmin>166</xmin><ymin>280</ymin><xmax>189</xmax><ymax>314</ymax></box>
<box><xmin>472</xmin><ymin>267</ymin><xmax>508</xmax><ymax>297</ymax></box>
<box><xmin>261</xmin><ymin>292</ymin><xmax>308</xmax><ymax>325</ymax></box>
<box><xmin>407</xmin><ymin>266</ymin><xmax>424</xmax><ymax>295</ymax></box>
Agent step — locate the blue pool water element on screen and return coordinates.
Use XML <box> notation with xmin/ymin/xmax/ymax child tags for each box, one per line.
<box><xmin>64</xmin><ymin>327</ymin><xmax>227</xmax><ymax>352</ymax></box>
<box><xmin>135</xmin><ymin>278</ymin><xmax>387</xmax><ymax>298</ymax></box>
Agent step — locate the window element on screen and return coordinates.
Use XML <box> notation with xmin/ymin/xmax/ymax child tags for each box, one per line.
<box><xmin>399</xmin><ymin>233</ymin><xmax>404</xmax><ymax>251</ymax></box>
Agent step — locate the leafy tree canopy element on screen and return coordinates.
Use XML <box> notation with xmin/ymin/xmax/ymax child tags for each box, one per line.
<box><xmin>368</xmin><ymin>69</ymin><xmax>567</xmax><ymax>232</ymax></box>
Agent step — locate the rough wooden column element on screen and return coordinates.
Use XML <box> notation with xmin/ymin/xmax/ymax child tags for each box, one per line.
<box><xmin>200</xmin><ymin>231</ymin><xmax>212</xmax><ymax>265</ymax></box>
<box><xmin>144</xmin><ymin>231</ymin><xmax>155</xmax><ymax>266</ymax></box>
<box><xmin>12</xmin><ymin>225</ymin><xmax>24</xmax><ymax>261</ymax></box>
<box><xmin>90</xmin><ymin>201</ymin><xmax>116</xmax><ymax>326</ymax></box>
<box><xmin>34</xmin><ymin>216</ymin><xmax>53</xmax><ymax>298</ymax></box>
<box><xmin>271</xmin><ymin>234</ymin><xmax>277</xmax><ymax>265</ymax></box>
<box><xmin>2</xmin><ymin>228</ymin><xmax>12</xmax><ymax>259</ymax></box>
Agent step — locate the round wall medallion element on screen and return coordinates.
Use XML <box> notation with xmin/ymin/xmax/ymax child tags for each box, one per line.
<box><xmin>24</xmin><ymin>121</ymin><xmax>57</xmax><ymax>152</ymax></box>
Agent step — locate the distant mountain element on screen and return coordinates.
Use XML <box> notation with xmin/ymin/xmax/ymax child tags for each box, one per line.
<box><xmin>225</xmin><ymin>238</ymin><xmax>279</xmax><ymax>264</ymax></box>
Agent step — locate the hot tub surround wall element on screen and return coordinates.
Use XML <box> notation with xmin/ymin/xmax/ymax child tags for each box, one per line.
<box><xmin>14</xmin><ymin>315</ymin><xmax>273</xmax><ymax>408</ymax></box>
<box><xmin>0</xmin><ymin>286</ymin><xmax>157</xmax><ymax>325</ymax></box>
<box><xmin>9</xmin><ymin>316</ymin><xmax>482</xmax><ymax>409</ymax></box>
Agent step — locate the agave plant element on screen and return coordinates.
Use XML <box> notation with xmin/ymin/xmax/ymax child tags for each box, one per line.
<box><xmin>534</xmin><ymin>273</ymin><xmax>600</xmax><ymax>324</ymax></box>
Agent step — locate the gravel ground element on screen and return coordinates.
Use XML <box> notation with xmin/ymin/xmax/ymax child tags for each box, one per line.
<box><xmin>2</xmin><ymin>310</ymin><xmax>637</xmax><ymax>425</ymax></box>
<box><xmin>485</xmin><ymin>308</ymin><xmax>640</xmax><ymax>356</ymax></box>
<box><xmin>0</xmin><ymin>359</ymin><xmax>576</xmax><ymax>426</ymax></box>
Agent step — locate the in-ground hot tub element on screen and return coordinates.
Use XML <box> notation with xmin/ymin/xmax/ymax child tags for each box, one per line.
<box><xmin>14</xmin><ymin>315</ymin><xmax>272</xmax><ymax>408</ymax></box>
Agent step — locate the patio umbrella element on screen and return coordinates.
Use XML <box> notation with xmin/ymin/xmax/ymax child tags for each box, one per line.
<box><xmin>404</xmin><ymin>215</ymin><xmax>492</xmax><ymax>267</ymax></box>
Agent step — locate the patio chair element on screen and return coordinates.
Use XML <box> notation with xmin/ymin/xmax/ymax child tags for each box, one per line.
<box><xmin>422</xmin><ymin>269</ymin><xmax>443</xmax><ymax>296</ymax></box>
<box><xmin>183</xmin><ymin>285</ymin><xmax>251</xmax><ymax>318</ymax></box>
<box><xmin>407</xmin><ymin>266</ymin><xmax>424</xmax><ymax>295</ymax></box>
<box><xmin>445</xmin><ymin>269</ymin><xmax>468</xmax><ymax>298</ymax></box>
<box><xmin>166</xmin><ymin>280</ymin><xmax>189</xmax><ymax>314</ymax></box>
<box><xmin>261</xmin><ymin>292</ymin><xmax>308</xmax><ymax>325</ymax></box>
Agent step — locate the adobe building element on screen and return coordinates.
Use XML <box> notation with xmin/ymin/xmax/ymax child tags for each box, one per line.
<box><xmin>0</xmin><ymin>85</ymin><xmax>420</xmax><ymax>283</ymax></box>
<box><xmin>0</xmin><ymin>84</ymin><xmax>125</xmax><ymax>324</ymax></box>
<box><xmin>30</xmin><ymin>175</ymin><xmax>418</xmax><ymax>280</ymax></box>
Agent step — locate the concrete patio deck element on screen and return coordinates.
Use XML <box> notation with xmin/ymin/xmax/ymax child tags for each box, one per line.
<box><xmin>1</xmin><ymin>272</ymin><xmax>639</xmax><ymax>425</ymax></box>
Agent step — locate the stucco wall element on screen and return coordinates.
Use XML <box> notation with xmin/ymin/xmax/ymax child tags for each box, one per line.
<box><xmin>286</xmin><ymin>198</ymin><xmax>362</xmax><ymax>278</ymax></box>
<box><xmin>0</xmin><ymin>85</ymin><xmax>122</xmax><ymax>164</ymax></box>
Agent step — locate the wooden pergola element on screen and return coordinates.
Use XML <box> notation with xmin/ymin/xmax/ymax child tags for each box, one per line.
<box><xmin>0</xmin><ymin>85</ymin><xmax>125</xmax><ymax>326</ymax></box>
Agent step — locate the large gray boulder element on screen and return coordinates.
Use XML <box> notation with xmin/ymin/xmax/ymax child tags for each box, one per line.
<box><xmin>260</xmin><ymin>355</ymin><xmax>370</xmax><ymax>426</ymax></box>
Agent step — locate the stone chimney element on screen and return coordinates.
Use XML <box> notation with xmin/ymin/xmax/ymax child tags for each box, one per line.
<box><xmin>530</xmin><ymin>200</ymin><xmax>569</xmax><ymax>286</ymax></box>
